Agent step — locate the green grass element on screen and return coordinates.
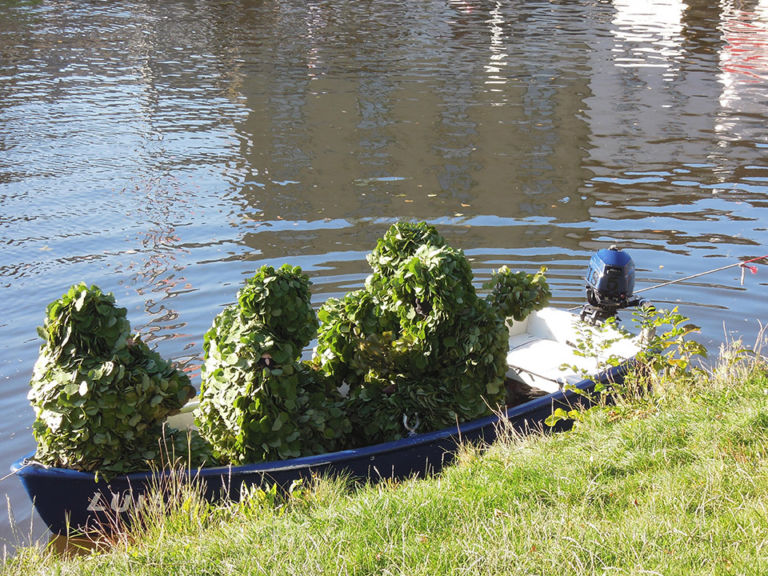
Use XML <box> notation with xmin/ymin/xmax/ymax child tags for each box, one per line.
<box><xmin>4</xmin><ymin>348</ymin><xmax>768</xmax><ymax>575</ymax></box>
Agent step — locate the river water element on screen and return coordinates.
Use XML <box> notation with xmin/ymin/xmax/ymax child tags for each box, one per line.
<box><xmin>1</xmin><ymin>0</ymin><xmax>767</xmax><ymax>548</ymax></box>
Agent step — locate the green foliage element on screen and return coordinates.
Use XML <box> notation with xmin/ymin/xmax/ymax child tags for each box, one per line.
<box><xmin>196</xmin><ymin>266</ymin><xmax>351</xmax><ymax>464</ymax></box>
<box><xmin>483</xmin><ymin>266</ymin><xmax>551</xmax><ymax>322</ymax></box>
<box><xmin>237</xmin><ymin>265</ymin><xmax>319</xmax><ymax>355</ymax></box>
<box><xmin>628</xmin><ymin>305</ymin><xmax>708</xmax><ymax>391</ymax></box>
<box><xmin>315</xmin><ymin>222</ymin><xmax>517</xmax><ymax>445</ymax></box>
<box><xmin>28</xmin><ymin>283</ymin><xmax>200</xmax><ymax>476</ymax></box>
<box><xmin>314</xmin><ymin>289</ymin><xmax>399</xmax><ymax>385</ymax></box>
<box><xmin>385</xmin><ymin>244</ymin><xmax>476</xmax><ymax>322</ymax></box>
<box><xmin>548</xmin><ymin>305</ymin><xmax>709</xmax><ymax>427</ymax></box>
<box><xmin>559</xmin><ymin>315</ymin><xmax>628</xmax><ymax>378</ymax></box>
<box><xmin>544</xmin><ymin>406</ymin><xmax>585</xmax><ymax>427</ymax></box>
<box><xmin>366</xmin><ymin>221</ymin><xmax>447</xmax><ymax>277</ymax></box>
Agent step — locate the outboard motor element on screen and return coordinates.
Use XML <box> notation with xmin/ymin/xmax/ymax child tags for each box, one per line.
<box><xmin>581</xmin><ymin>246</ymin><xmax>643</xmax><ymax>323</ymax></box>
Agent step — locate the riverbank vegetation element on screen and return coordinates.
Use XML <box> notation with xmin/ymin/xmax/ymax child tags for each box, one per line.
<box><xmin>4</xmin><ymin>333</ymin><xmax>767</xmax><ymax>575</ymax></box>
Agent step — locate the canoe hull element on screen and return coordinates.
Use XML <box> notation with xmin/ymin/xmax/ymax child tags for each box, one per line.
<box><xmin>11</xmin><ymin>365</ymin><xmax>626</xmax><ymax>535</ymax></box>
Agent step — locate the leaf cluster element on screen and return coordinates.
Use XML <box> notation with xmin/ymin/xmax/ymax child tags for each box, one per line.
<box><xmin>366</xmin><ymin>220</ymin><xmax>447</xmax><ymax>277</ymax></box>
<box><xmin>314</xmin><ymin>222</ymin><xmax>511</xmax><ymax>445</ymax></box>
<box><xmin>237</xmin><ymin>265</ymin><xmax>319</xmax><ymax>356</ymax></box>
<box><xmin>196</xmin><ymin>265</ymin><xmax>350</xmax><ymax>464</ymax></box>
<box><xmin>28</xmin><ymin>283</ymin><xmax>200</xmax><ymax>476</ymax></box>
<box><xmin>484</xmin><ymin>266</ymin><xmax>551</xmax><ymax>322</ymax></box>
<box><xmin>546</xmin><ymin>305</ymin><xmax>710</xmax><ymax>427</ymax></box>
<box><xmin>629</xmin><ymin>305</ymin><xmax>708</xmax><ymax>388</ymax></box>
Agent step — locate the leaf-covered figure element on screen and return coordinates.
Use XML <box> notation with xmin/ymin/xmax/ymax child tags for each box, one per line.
<box><xmin>196</xmin><ymin>265</ymin><xmax>350</xmax><ymax>464</ymax></box>
<box><xmin>28</xmin><ymin>284</ymin><xmax>201</xmax><ymax>477</ymax></box>
<box><xmin>314</xmin><ymin>222</ymin><xmax>549</xmax><ymax>446</ymax></box>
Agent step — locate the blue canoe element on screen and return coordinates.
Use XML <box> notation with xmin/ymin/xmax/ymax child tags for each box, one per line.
<box><xmin>11</xmin><ymin>308</ymin><xmax>639</xmax><ymax>534</ymax></box>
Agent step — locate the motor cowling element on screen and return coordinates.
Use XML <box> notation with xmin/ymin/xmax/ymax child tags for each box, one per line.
<box><xmin>582</xmin><ymin>246</ymin><xmax>642</xmax><ymax>323</ymax></box>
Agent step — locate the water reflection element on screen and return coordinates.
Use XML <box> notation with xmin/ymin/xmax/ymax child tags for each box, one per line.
<box><xmin>717</xmin><ymin>0</ymin><xmax>768</xmax><ymax>159</ymax></box>
<box><xmin>484</xmin><ymin>2</ymin><xmax>508</xmax><ymax>91</ymax></box>
<box><xmin>612</xmin><ymin>0</ymin><xmax>685</xmax><ymax>70</ymax></box>
<box><xmin>720</xmin><ymin>0</ymin><xmax>768</xmax><ymax>85</ymax></box>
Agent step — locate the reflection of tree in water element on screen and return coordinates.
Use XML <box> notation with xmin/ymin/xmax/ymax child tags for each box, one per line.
<box><xmin>439</xmin><ymin>0</ymin><xmax>594</xmax><ymax>222</ymax></box>
<box><xmin>147</xmin><ymin>0</ymin><xmax>767</xmax><ymax>286</ymax></box>
<box><xmin>223</xmin><ymin>1</ymin><xmax>598</xmax><ymax>237</ymax></box>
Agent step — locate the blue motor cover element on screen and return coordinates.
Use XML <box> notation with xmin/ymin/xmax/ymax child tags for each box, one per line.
<box><xmin>585</xmin><ymin>246</ymin><xmax>635</xmax><ymax>308</ymax></box>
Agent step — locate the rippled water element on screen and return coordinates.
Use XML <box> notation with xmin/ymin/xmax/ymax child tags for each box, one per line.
<box><xmin>2</xmin><ymin>0</ymin><xmax>767</xmax><ymax>547</ymax></box>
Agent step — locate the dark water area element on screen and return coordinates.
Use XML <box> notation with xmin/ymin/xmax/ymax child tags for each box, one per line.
<box><xmin>1</xmin><ymin>0</ymin><xmax>767</xmax><ymax>549</ymax></box>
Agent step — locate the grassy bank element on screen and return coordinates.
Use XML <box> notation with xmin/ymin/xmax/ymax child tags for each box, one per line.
<box><xmin>4</xmin><ymin>346</ymin><xmax>768</xmax><ymax>575</ymax></box>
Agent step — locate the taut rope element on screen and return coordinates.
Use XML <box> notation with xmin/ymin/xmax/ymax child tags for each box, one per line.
<box><xmin>635</xmin><ymin>254</ymin><xmax>768</xmax><ymax>293</ymax></box>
